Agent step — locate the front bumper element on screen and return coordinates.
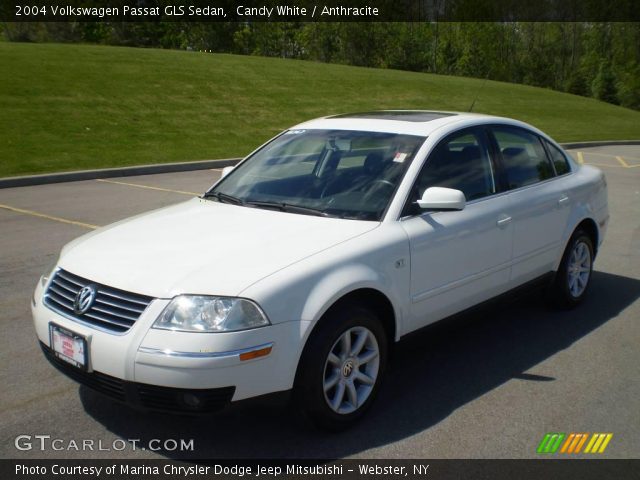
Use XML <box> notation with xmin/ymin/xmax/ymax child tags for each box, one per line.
<box><xmin>40</xmin><ymin>342</ymin><xmax>236</xmax><ymax>413</ymax></box>
<box><xmin>32</xmin><ymin>279</ymin><xmax>309</xmax><ymax>410</ymax></box>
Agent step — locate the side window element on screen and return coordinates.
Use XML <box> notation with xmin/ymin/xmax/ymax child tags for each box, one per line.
<box><xmin>405</xmin><ymin>129</ymin><xmax>496</xmax><ymax>215</ymax></box>
<box><xmin>493</xmin><ymin>127</ymin><xmax>555</xmax><ymax>189</ymax></box>
<box><xmin>544</xmin><ymin>139</ymin><xmax>571</xmax><ymax>175</ymax></box>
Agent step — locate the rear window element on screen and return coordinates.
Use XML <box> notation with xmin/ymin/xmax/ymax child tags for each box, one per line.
<box><xmin>544</xmin><ymin>139</ymin><xmax>571</xmax><ymax>175</ymax></box>
<box><xmin>493</xmin><ymin>127</ymin><xmax>555</xmax><ymax>189</ymax></box>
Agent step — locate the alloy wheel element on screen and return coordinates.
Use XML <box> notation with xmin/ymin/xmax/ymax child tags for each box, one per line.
<box><xmin>322</xmin><ymin>326</ymin><xmax>380</xmax><ymax>414</ymax></box>
<box><xmin>567</xmin><ymin>240</ymin><xmax>592</xmax><ymax>298</ymax></box>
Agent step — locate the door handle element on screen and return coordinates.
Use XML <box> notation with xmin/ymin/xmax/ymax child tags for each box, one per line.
<box><xmin>497</xmin><ymin>215</ymin><xmax>512</xmax><ymax>228</ymax></box>
<box><xmin>558</xmin><ymin>195</ymin><xmax>569</xmax><ymax>206</ymax></box>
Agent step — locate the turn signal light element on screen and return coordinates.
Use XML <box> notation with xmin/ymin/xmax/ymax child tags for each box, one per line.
<box><xmin>239</xmin><ymin>346</ymin><xmax>272</xmax><ymax>361</ymax></box>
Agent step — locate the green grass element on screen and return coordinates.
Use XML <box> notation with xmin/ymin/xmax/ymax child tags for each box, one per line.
<box><xmin>1</xmin><ymin>42</ymin><xmax>639</xmax><ymax>178</ymax></box>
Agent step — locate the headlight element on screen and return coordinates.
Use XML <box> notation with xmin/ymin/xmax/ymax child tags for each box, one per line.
<box><xmin>153</xmin><ymin>295</ymin><xmax>270</xmax><ymax>333</ymax></box>
<box><xmin>40</xmin><ymin>258</ymin><xmax>58</xmax><ymax>287</ymax></box>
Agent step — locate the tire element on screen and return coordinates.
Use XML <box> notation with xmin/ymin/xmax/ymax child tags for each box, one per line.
<box><xmin>294</xmin><ymin>304</ymin><xmax>388</xmax><ymax>431</ymax></box>
<box><xmin>551</xmin><ymin>229</ymin><xmax>594</xmax><ymax>308</ymax></box>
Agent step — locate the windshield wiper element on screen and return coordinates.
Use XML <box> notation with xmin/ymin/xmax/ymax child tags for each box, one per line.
<box><xmin>245</xmin><ymin>200</ymin><xmax>332</xmax><ymax>217</ymax></box>
<box><xmin>203</xmin><ymin>191</ymin><xmax>244</xmax><ymax>205</ymax></box>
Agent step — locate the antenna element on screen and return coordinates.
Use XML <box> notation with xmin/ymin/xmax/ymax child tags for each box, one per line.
<box><xmin>468</xmin><ymin>73</ymin><xmax>490</xmax><ymax>112</ymax></box>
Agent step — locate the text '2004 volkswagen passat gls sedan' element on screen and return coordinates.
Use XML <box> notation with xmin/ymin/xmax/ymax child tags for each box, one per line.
<box><xmin>33</xmin><ymin>111</ymin><xmax>608</xmax><ymax>430</ymax></box>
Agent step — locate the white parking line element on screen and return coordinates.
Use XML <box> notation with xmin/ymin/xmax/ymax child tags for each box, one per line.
<box><xmin>0</xmin><ymin>203</ymin><xmax>98</xmax><ymax>229</ymax></box>
<box><xmin>96</xmin><ymin>179</ymin><xmax>199</xmax><ymax>196</ymax></box>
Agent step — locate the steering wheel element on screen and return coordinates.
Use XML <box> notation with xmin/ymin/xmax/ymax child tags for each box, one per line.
<box><xmin>362</xmin><ymin>179</ymin><xmax>395</xmax><ymax>202</ymax></box>
<box><xmin>368</xmin><ymin>179</ymin><xmax>394</xmax><ymax>189</ymax></box>
<box><xmin>319</xmin><ymin>178</ymin><xmax>338</xmax><ymax>199</ymax></box>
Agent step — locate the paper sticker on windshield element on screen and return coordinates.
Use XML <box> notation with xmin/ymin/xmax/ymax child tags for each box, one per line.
<box><xmin>285</xmin><ymin>129</ymin><xmax>306</xmax><ymax>135</ymax></box>
<box><xmin>393</xmin><ymin>152</ymin><xmax>408</xmax><ymax>163</ymax></box>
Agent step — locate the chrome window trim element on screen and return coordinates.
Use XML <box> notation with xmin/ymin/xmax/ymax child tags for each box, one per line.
<box><xmin>398</xmin><ymin>170</ymin><xmax>575</xmax><ymax>222</ymax></box>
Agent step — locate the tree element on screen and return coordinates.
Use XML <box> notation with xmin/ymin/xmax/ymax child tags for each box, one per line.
<box><xmin>592</xmin><ymin>61</ymin><xmax>618</xmax><ymax>104</ymax></box>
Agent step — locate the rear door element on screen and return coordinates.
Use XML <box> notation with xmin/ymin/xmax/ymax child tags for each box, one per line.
<box><xmin>489</xmin><ymin>125</ymin><xmax>571</xmax><ymax>284</ymax></box>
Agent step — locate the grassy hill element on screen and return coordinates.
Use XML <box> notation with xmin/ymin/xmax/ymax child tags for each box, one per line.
<box><xmin>1</xmin><ymin>42</ymin><xmax>639</xmax><ymax>178</ymax></box>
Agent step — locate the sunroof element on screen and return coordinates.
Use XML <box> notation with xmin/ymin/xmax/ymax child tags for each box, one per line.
<box><xmin>330</xmin><ymin>111</ymin><xmax>457</xmax><ymax>122</ymax></box>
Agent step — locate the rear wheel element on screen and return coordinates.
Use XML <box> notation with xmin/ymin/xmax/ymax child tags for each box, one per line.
<box><xmin>294</xmin><ymin>304</ymin><xmax>387</xmax><ymax>431</ymax></box>
<box><xmin>551</xmin><ymin>229</ymin><xmax>594</xmax><ymax>308</ymax></box>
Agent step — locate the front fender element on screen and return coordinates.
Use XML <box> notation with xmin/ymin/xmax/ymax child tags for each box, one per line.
<box><xmin>299</xmin><ymin>263</ymin><xmax>403</xmax><ymax>337</ymax></box>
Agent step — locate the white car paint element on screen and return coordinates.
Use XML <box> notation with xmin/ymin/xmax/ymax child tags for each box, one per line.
<box><xmin>32</xmin><ymin>111</ymin><xmax>608</xmax><ymax>408</ymax></box>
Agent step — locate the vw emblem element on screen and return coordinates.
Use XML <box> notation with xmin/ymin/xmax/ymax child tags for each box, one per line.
<box><xmin>73</xmin><ymin>285</ymin><xmax>96</xmax><ymax>315</ymax></box>
<box><xmin>342</xmin><ymin>361</ymin><xmax>354</xmax><ymax>378</ymax></box>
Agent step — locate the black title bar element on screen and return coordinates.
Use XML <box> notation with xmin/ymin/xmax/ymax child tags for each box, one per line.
<box><xmin>1</xmin><ymin>0</ymin><xmax>639</xmax><ymax>22</ymax></box>
<box><xmin>4</xmin><ymin>459</ymin><xmax>640</xmax><ymax>480</ymax></box>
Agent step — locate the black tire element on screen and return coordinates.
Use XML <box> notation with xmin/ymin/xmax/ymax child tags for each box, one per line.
<box><xmin>294</xmin><ymin>304</ymin><xmax>388</xmax><ymax>431</ymax></box>
<box><xmin>551</xmin><ymin>229</ymin><xmax>594</xmax><ymax>309</ymax></box>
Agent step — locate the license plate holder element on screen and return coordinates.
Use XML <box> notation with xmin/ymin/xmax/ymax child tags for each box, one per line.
<box><xmin>49</xmin><ymin>323</ymin><xmax>88</xmax><ymax>371</ymax></box>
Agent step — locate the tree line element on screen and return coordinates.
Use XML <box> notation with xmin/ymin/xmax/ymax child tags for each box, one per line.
<box><xmin>3</xmin><ymin>22</ymin><xmax>639</xmax><ymax>110</ymax></box>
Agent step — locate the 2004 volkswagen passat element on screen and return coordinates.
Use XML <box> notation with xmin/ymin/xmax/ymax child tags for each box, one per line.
<box><xmin>33</xmin><ymin>111</ymin><xmax>608</xmax><ymax>430</ymax></box>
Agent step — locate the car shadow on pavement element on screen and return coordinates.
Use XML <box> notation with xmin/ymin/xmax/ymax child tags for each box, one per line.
<box><xmin>79</xmin><ymin>271</ymin><xmax>640</xmax><ymax>460</ymax></box>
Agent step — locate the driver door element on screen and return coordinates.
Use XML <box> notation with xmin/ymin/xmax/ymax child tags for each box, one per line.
<box><xmin>400</xmin><ymin>127</ymin><xmax>514</xmax><ymax>330</ymax></box>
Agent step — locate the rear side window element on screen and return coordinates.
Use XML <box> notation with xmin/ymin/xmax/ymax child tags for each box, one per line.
<box><xmin>493</xmin><ymin>127</ymin><xmax>555</xmax><ymax>189</ymax></box>
<box><xmin>544</xmin><ymin>139</ymin><xmax>571</xmax><ymax>175</ymax></box>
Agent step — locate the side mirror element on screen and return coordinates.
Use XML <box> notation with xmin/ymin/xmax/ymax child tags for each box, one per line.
<box><xmin>417</xmin><ymin>187</ymin><xmax>466</xmax><ymax>211</ymax></box>
<box><xmin>221</xmin><ymin>166</ymin><xmax>235</xmax><ymax>178</ymax></box>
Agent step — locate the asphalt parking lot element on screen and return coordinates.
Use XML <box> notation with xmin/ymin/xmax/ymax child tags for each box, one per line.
<box><xmin>1</xmin><ymin>146</ymin><xmax>638</xmax><ymax>460</ymax></box>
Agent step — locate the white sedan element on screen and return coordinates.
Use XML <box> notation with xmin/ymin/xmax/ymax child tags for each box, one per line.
<box><xmin>32</xmin><ymin>111</ymin><xmax>608</xmax><ymax>430</ymax></box>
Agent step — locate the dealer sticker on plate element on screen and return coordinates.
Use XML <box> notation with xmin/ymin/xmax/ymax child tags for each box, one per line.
<box><xmin>49</xmin><ymin>323</ymin><xmax>87</xmax><ymax>370</ymax></box>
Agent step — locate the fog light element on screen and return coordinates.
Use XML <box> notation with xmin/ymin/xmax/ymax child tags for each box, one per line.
<box><xmin>182</xmin><ymin>393</ymin><xmax>202</xmax><ymax>408</ymax></box>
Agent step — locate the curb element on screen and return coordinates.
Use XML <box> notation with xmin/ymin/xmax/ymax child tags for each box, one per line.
<box><xmin>1</xmin><ymin>140</ymin><xmax>639</xmax><ymax>189</ymax></box>
<box><xmin>560</xmin><ymin>140</ymin><xmax>640</xmax><ymax>149</ymax></box>
<box><xmin>0</xmin><ymin>158</ymin><xmax>241</xmax><ymax>189</ymax></box>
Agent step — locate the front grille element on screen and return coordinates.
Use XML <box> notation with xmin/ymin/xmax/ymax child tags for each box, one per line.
<box><xmin>40</xmin><ymin>342</ymin><xmax>235</xmax><ymax>414</ymax></box>
<box><xmin>44</xmin><ymin>269</ymin><xmax>154</xmax><ymax>333</ymax></box>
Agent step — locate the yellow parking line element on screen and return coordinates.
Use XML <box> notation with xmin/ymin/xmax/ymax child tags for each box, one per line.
<box><xmin>579</xmin><ymin>162</ymin><xmax>640</xmax><ymax>169</ymax></box>
<box><xmin>578</xmin><ymin>151</ymin><xmax>640</xmax><ymax>162</ymax></box>
<box><xmin>0</xmin><ymin>203</ymin><xmax>98</xmax><ymax>230</ymax></box>
<box><xmin>576</xmin><ymin>152</ymin><xmax>585</xmax><ymax>164</ymax></box>
<box><xmin>96</xmin><ymin>179</ymin><xmax>198</xmax><ymax>196</ymax></box>
<box><xmin>615</xmin><ymin>156</ymin><xmax>630</xmax><ymax>168</ymax></box>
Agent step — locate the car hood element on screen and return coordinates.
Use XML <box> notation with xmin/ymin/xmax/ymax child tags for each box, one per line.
<box><xmin>59</xmin><ymin>198</ymin><xmax>378</xmax><ymax>298</ymax></box>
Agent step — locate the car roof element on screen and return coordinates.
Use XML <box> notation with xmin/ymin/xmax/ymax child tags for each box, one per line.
<box><xmin>291</xmin><ymin>110</ymin><xmax>526</xmax><ymax>137</ymax></box>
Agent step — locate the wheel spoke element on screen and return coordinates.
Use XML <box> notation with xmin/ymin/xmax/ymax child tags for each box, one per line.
<box><xmin>340</xmin><ymin>331</ymin><xmax>351</xmax><ymax>359</ymax></box>
<box><xmin>572</xmin><ymin>280</ymin><xmax>580</xmax><ymax>296</ymax></box>
<box><xmin>324</xmin><ymin>371</ymin><xmax>340</xmax><ymax>391</ymax></box>
<box><xmin>345</xmin><ymin>381</ymin><xmax>358</xmax><ymax>408</ymax></box>
<box><xmin>330</xmin><ymin>382</ymin><xmax>345</xmax><ymax>411</ymax></box>
<box><xmin>570</xmin><ymin>251</ymin><xmax>578</xmax><ymax>266</ymax></box>
<box><xmin>351</xmin><ymin>329</ymin><xmax>368</xmax><ymax>356</ymax></box>
<box><xmin>579</xmin><ymin>249</ymin><xmax>589</xmax><ymax>264</ymax></box>
<box><xmin>327</xmin><ymin>352</ymin><xmax>341</xmax><ymax>367</ymax></box>
<box><xmin>358</xmin><ymin>349</ymin><xmax>378</xmax><ymax>365</ymax></box>
<box><xmin>355</xmin><ymin>370</ymin><xmax>374</xmax><ymax>385</ymax></box>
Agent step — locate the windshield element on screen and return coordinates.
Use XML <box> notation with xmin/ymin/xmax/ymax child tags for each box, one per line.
<box><xmin>207</xmin><ymin>129</ymin><xmax>426</xmax><ymax>221</ymax></box>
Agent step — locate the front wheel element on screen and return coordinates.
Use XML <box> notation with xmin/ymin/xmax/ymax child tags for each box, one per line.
<box><xmin>551</xmin><ymin>230</ymin><xmax>594</xmax><ymax>308</ymax></box>
<box><xmin>294</xmin><ymin>305</ymin><xmax>387</xmax><ymax>431</ymax></box>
